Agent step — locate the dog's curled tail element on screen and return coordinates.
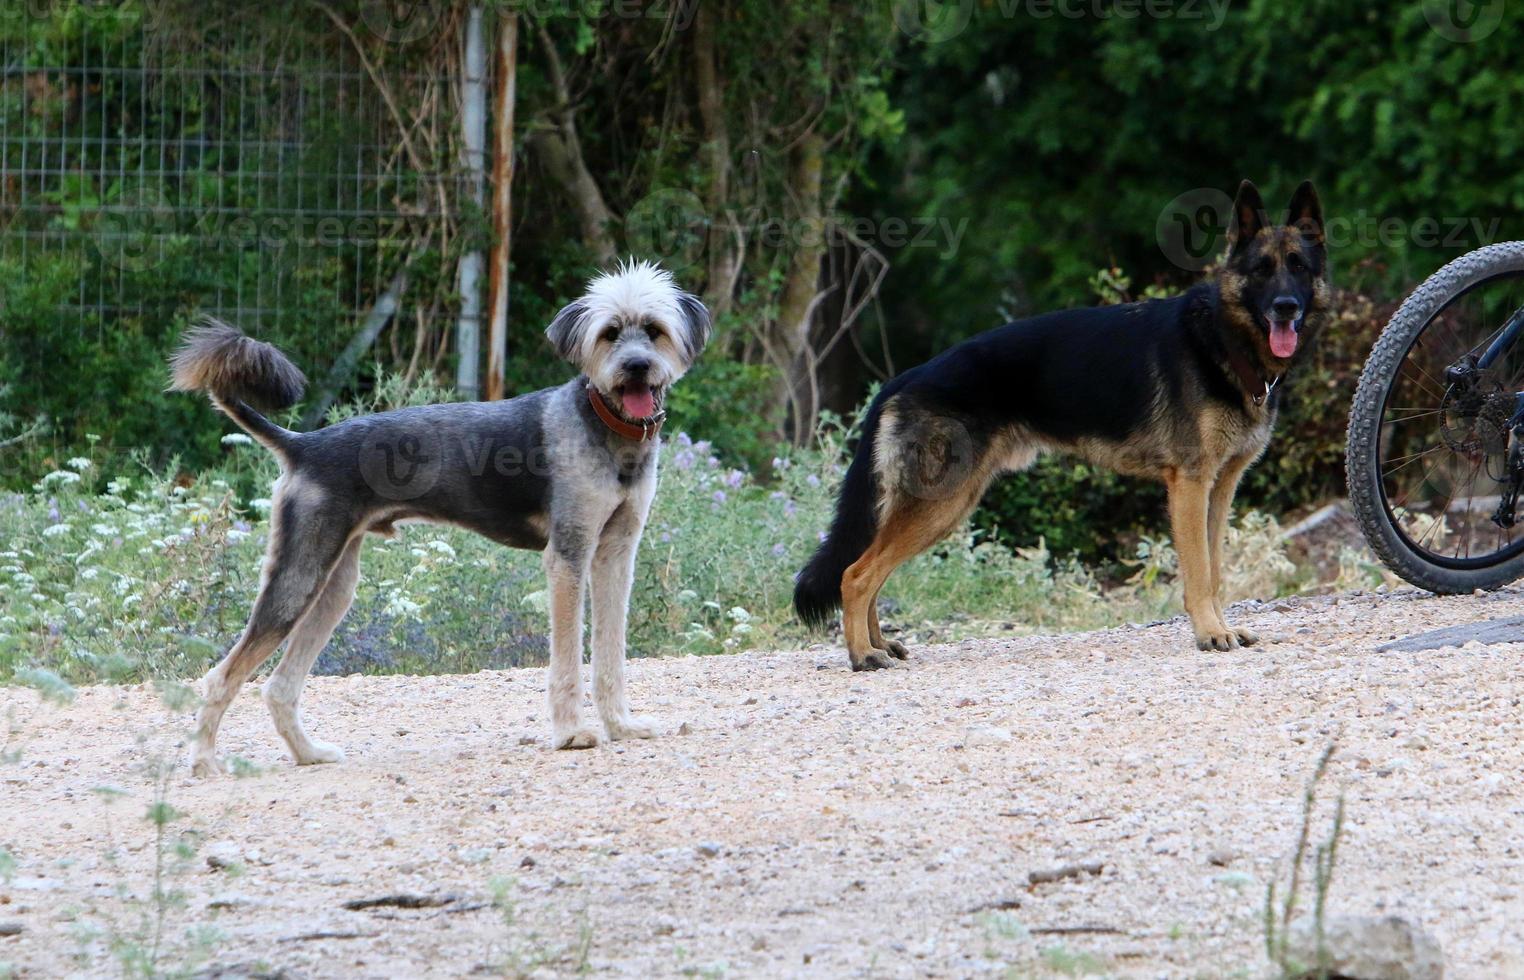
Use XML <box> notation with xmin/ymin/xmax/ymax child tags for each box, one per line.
<box><xmin>793</xmin><ymin>398</ymin><xmax>888</xmax><ymax>630</ymax></box>
<box><xmin>169</xmin><ymin>318</ymin><xmax>305</xmax><ymax>457</ymax></box>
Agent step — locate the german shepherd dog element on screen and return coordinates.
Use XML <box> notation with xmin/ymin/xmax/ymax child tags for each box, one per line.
<box><xmin>794</xmin><ymin>180</ymin><xmax>1328</xmax><ymax>669</ymax></box>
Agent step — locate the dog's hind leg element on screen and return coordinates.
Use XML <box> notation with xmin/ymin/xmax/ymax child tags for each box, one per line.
<box><xmin>262</xmin><ymin>536</ymin><xmax>362</xmax><ymax>766</ymax></box>
<box><xmin>545</xmin><ymin>533</ymin><xmax>598</xmax><ymax>750</ymax></box>
<box><xmin>841</xmin><ymin>487</ymin><xmax>982</xmax><ymax>671</ymax></box>
<box><xmin>190</xmin><ymin>487</ymin><xmax>352</xmax><ymax>777</ymax></box>
<box><xmin>589</xmin><ymin>500</ymin><xmax>659</xmax><ymax>741</ymax></box>
<box><xmin>1207</xmin><ymin>453</ymin><xmax>1258</xmax><ymax>647</ymax></box>
<box><xmin>867</xmin><ymin>593</ymin><xmax>910</xmax><ymax>661</ymax></box>
<box><xmin>1165</xmin><ymin>468</ymin><xmax>1238</xmax><ymax>651</ymax></box>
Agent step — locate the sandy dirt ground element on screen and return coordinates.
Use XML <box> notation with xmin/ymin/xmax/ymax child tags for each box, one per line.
<box><xmin>3</xmin><ymin>587</ymin><xmax>1524</xmax><ymax>978</ymax></box>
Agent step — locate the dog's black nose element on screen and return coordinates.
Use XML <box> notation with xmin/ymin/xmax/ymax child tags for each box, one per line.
<box><xmin>623</xmin><ymin>358</ymin><xmax>652</xmax><ymax>377</ymax></box>
<box><xmin>1271</xmin><ymin>296</ymin><xmax>1301</xmax><ymax>319</ymax></box>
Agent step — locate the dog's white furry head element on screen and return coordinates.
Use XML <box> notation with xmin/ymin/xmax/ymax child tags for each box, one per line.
<box><xmin>545</xmin><ymin>260</ymin><xmax>712</xmax><ymax>422</ymax></box>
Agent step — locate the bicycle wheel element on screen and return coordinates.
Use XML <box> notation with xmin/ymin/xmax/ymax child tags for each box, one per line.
<box><xmin>1347</xmin><ymin>241</ymin><xmax>1524</xmax><ymax>593</ymax></box>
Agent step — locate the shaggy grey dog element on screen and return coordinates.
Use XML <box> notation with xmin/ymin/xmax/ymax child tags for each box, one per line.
<box><xmin>171</xmin><ymin>261</ymin><xmax>710</xmax><ymax>776</ymax></box>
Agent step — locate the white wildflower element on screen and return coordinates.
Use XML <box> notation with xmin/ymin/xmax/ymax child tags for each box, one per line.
<box><xmin>66</xmin><ymin>457</ymin><xmax>93</xmax><ymax>471</ymax></box>
<box><xmin>384</xmin><ymin>593</ymin><xmax>423</xmax><ymax>619</ymax></box>
<box><xmin>249</xmin><ymin>498</ymin><xmax>273</xmax><ymax>515</ymax></box>
<box><xmin>221</xmin><ymin>433</ymin><xmax>253</xmax><ymax>447</ymax></box>
<box><xmin>42</xmin><ymin>523</ymin><xmax>72</xmax><ymax>538</ymax></box>
<box><xmin>428</xmin><ymin>540</ymin><xmax>457</xmax><ymax>559</ymax></box>
<box><xmin>40</xmin><ymin>470</ymin><xmax>81</xmax><ymax>486</ymax></box>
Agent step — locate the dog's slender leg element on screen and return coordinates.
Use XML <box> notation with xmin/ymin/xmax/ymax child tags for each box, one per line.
<box><xmin>261</xmin><ymin>536</ymin><xmax>362</xmax><ymax>766</ymax></box>
<box><xmin>589</xmin><ymin>501</ymin><xmax>659</xmax><ymax>740</ymax></box>
<box><xmin>1207</xmin><ymin>453</ymin><xmax>1258</xmax><ymax>646</ymax></box>
<box><xmin>190</xmin><ymin>497</ymin><xmax>350</xmax><ymax>776</ymax></box>
<box><xmin>545</xmin><ymin>538</ymin><xmax>597</xmax><ymax>750</ymax></box>
<box><xmin>842</xmin><ymin>491</ymin><xmax>978</xmax><ymax>670</ymax></box>
<box><xmin>866</xmin><ymin>592</ymin><xmax>909</xmax><ymax>661</ymax></box>
<box><xmin>1165</xmin><ymin>468</ymin><xmax>1237</xmax><ymax>651</ymax></box>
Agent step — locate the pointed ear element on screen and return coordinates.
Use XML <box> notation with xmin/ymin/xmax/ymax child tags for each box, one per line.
<box><xmin>1230</xmin><ymin>179</ymin><xmax>1267</xmax><ymax>254</ymax></box>
<box><xmin>1286</xmin><ymin>180</ymin><xmax>1324</xmax><ymax>245</ymax></box>
<box><xmin>545</xmin><ymin>299</ymin><xmax>590</xmax><ymax>364</ymax></box>
<box><xmin>675</xmin><ymin>291</ymin><xmax>712</xmax><ymax>360</ymax></box>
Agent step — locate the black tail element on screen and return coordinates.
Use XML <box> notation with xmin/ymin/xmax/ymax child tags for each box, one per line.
<box><xmin>168</xmin><ymin>318</ymin><xmax>306</xmax><ymax>458</ymax></box>
<box><xmin>793</xmin><ymin>395</ymin><xmax>889</xmax><ymax>629</ymax></box>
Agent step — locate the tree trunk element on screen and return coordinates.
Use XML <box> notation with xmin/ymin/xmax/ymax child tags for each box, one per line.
<box><xmin>485</xmin><ymin>12</ymin><xmax>517</xmax><ymax>402</ymax></box>
<box><xmin>693</xmin><ymin>1</ymin><xmax>736</xmax><ymax>318</ymax></box>
<box><xmin>530</xmin><ymin>25</ymin><xmax>616</xmax><ymax>267</ymax></box>
<box><xmin>773</xmin><ymin>132</ymin><xmax>826</xmax><ymax>444</ymax></box>
<box><xmin>456</xmin><ymin>4</ymin><xmax>488</xmax><ymax>400</ymax></box>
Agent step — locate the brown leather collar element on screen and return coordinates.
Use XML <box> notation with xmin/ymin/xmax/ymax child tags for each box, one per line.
<box><xmin>588</xmin><ymin>384</ymin><xmax>665</xmax><ymax>442</ymax></box>
<box><xmin>1226</xmin><ymin>345</ymin><xmax>1280</xmax><ymax>407</ymax></box>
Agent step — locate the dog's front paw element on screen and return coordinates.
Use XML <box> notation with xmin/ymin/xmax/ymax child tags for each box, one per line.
<box><xmin>850</xmin><ymin>648</ymin><xmax>907</xmax><ymax>671</ymax></box>
<box><xmin>189</xmin><ymin>752</ymin><xmax>227</xmax><ymax>778</ymax></box>
<box><xmin>293</xmin><ymin>740</ymin><xmax>346</xmax><ymax>766</ymax></box>
<box><xmin>883</xmin><ymin>638</ymin><xmax>911</xmax><ymax>661</ymax></box>
<box><xmin>606</xmin><ymin>715</ymin><xmax>661</xmax><ymax>741</ymax></box>
<box><xmin>1228</xmin><ymin>624</ymin><xmax>1259</xmax><ymax>647</ymax></box>
<box><xmin>1193</xmin><ymin>621</ymin><xmax>1241</xmax><ymax>652</ymax></box>
<box><xmin>553</xmin><ymin>728</ymin><xmax>600</xmax><ymax>750</ymax></box>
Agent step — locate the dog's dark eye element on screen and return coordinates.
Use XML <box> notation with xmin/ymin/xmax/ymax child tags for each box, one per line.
<box><xmin>1253</xmin><ymin>258</ymin><xmax>1275</xmax><ymax>278</ymax></box>
<box><xmin>600</xmin><ymin>326</ymin><xmax>620</xmax><ymax>343</ymax></box>
<box><xmin>644</xmin><ymin>324</ymin><xmax>662</xmax><ymax>342</ymax></box>
<box><xmin>1286</xmin><ymin>252</ymin><xmax>1306</xmax><ymax>273</ymax></box>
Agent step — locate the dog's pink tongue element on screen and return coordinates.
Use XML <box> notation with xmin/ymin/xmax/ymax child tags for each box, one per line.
<box><xmin>1269</xmin><ymin>320</ymin><xmax>1299</xmax><ymax>359</ymax></box>
<box><xmin>621</xmin><ymin>386</ymin><xmax>656</xmax><ymax>419</ymax></box>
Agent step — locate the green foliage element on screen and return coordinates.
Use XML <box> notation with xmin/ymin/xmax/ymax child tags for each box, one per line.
<box><xmin>6</xmin><ymin>0</ymin><xmax>1477</xmax><ymax>577</ymax></box>
<box><xmin>871</xmin><ymin>2</ymin><xmax>1524</xmax><ymax>337</ymax></box>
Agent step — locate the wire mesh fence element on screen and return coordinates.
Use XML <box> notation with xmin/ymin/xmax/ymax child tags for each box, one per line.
<box><xmin>0</xmin><ymin>6</ymin><xmax>454</xmax><ymax>371</ymax></box>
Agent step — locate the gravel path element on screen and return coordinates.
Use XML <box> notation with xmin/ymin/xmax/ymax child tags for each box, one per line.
<box><xmin>3</xmin><ymin>588</ymin><xmax>1524</xmax><ymax>978</ymax></box>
